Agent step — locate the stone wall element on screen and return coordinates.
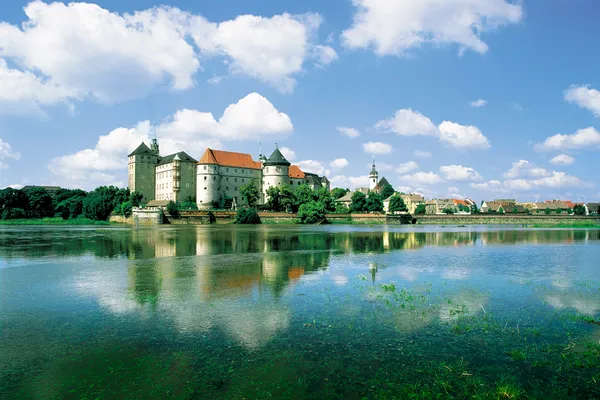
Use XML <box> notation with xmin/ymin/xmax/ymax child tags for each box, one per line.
<box><xmin>414</xmin><ymin>214</ymin><xmax>600</xmax><ymax>225</ymax></box>
<box><xmin>131</xmin><ymin>208</ymin><xmax>164</xmax><ymax>224</ymax></box>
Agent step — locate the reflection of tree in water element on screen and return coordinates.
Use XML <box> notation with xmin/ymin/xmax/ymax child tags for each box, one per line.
<box><xmin>129</xmin><ymin>260</ymin><xmax>162</xmax><ymax>307</ymax></box>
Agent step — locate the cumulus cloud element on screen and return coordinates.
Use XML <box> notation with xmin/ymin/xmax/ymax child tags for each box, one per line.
<box><xmin>396</xmin><ymin>161</ymin><xmax>419</xmax><ymax>174</ymax></box>
<box><xmin>374</xmin><ymin>109</ymin><xmax>491</xmax><ymax>150</ymax></box>
<box><xmin>470</xmin><ymin>99</ymin><xmax>487</xmax><ymax>108</ymax></box>
<box><xmin>279</xmin><ymin>147</ymin><xmax>296</xmax><ymax>161</ymax></box>
<box><xmin>363</xmin><ymin>141</ymin><xmax>393</xmax><ymax>154</ymax></box>
<box><xmin>330</xmin><ymin>175</ymin><xmax>369</xmax><ymax>189</ymax></box>
<box><xmin>413</xmin><ymin>150</ymin><xmax>432</xmax><ymax>158</ymax></box>
<box><xmin>49</xmin><ymin>93</ymin><xmax>290</xmax><ymax>188</ymax></box>
<box><xmin>0</xmin><ymin>138</ymin><xmax>21</xmax><ymax>169</ymax></box>
<box><xmin>337</xmin><ymin>127</ymin><xmax>360</xmax><ymax>138</ymax></box>
<box><xmin>504</xmin><ymin>160</ymin><xmax>550</xmax><ymax>179</ymax></box>
<box><xmin>438</xmin><ymin>121</ymin><xmax>491</xmax><ymax>150</ymax></box>
<box><xmin>341</xmin><ymin>0</ymin><xmax>523</xmax><ymax>56</ymax></box>
<box><xmin>505</xmin><ymin>172</ymin><xmax>593</xmax><ymax>191</ymax></box>
<box><xmin>550</xmin><ymin>154</ymin><xmax>575</xmax><ymax>166</ymax></box>
<box><xmin>470</xmin><ymin>180</ymin><xmax>505</xmax><ymax>192</ymax></box>
<box><xmin>329</xmin><ymin>158</ymin><xmax>349</xmax><ymax>169</ymax></box>
<box><xmin>535</xmin><ymin>127</ymin><xmax>600</xmax><ymax>151</ymax></box>
<box><xmin>297</xmin><ymin>160</ymin><xmax>327</xmax><ymax>175</ymax></box>
<box><xmin>375</xmin><ymin>108</ymin><xmax>437</xmax><ymax>136</ymax></box>
<box><xmin>399</xmin><ymin>171</ymin><xmax>443</xmax><ymax>186</ymax></box>
<box><xmin>0</xmin><ymin>2</ymin><xmax>333</xmax><ymax>115</ymax></box>
<box><xmin>439</xmin><ymin>165</ymin><xmax>482</xmax><ymax>181</ymax></box>
<box><xmin>564</xmin><ymin>85</ymin><xmax>600</xmax><ymax>117</ymax></box>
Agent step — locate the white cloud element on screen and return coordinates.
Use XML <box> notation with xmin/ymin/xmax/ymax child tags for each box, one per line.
<box><xmin>439</xmin><ymin>165</ymin><xmax>482</xmax><ymax>181</ymax></box>
<box><xmin>438</xmin><ymin>121</ymin><xmax>491</xmax><ymax>150</ymax></box>
<box><xmin>279</xmin><ymin>147</ymin><xmax>296</xmax><ymax>161</ymax></box>
<box><xmin>337</xmin><ymin>127</ymin><xmax>360</xmax><ymax>138</ymax></box>
<box><xmin>374</xmin><ymin>109</ymin><xmax>490</xmax><ymax>150</ymax></box>
<box><xmin>564</xmin><ymin>85</ymin><xmax>600</xmax><ymax>117</ymax></box>
<box><xmin>297</xmin><ymin>160</ymin><xmax>326</xmax><ymax>175</ymax></box>
<box><xmin>7</xmin><ymin>184</ymin><xmax>24</xmax><ymax>189</ymax></box>
<box><xmin>396</xmin><ymin>161</ymin><xmax>419</xmax><ymax>174</ymax></box>
<box><xmin>399</xmin><ymin>171</ymin><xmax>443</xmax><ymax>186</ymax></box>
<box><xmin>470</xmin><ymin>180</ymin><xmax>505</xmax><ymax>192</ymax></box>
<box><xmin>447</xmin><ymin>186</ymin><xmax>460</xmax><ymax>194</ymax></box>
<box><xmin>0</xmin><ymin>3</ymin><xmax>333</xmax><ymax>115</ymax></box>
<box><xmin>330</xmin><ymin>175</ymin><xmax>369</xmax><ymax>189</ymax></box>
<box><xmin>470</xmin><ymin>99</ymin><xmax>487</xmax><ymax>108</ymax></box>
<box><xmin>341</xmin><ymin>0</ymin><xmax>523</xmax><ymax>56</ymax></box>
<box><xmin>550</xmin><ymin>154</ymin><xmax>575</xmax><ymax>166</ymax></box>
<box><xmin>375</xmin><ymin>109</ymin><xmax>437</xmax><ymax>136</ymax></box>
<box><xmin>49</xmin><ymin>93</ymin><xmax>289</xmax><ymax>188</ymax></box>
<box><xmin>505</xmin><ymin>172</ymin><xmax>593</xmax><ymax>191</ymax></box>
<box><xmin>535</xmin><ymin>127</ymin><xmax>600</xmax><ymax>151</ymax></box>
<box><xmin>504</xmin><ymin>160</ymin><xmax>550</xmax><ymax>179</ymax></box>
<box><xmin>363</xmin><ymin>141</ymin><xmax>393</xmax><ymax>154</ymax></box>
<box><xmin>413</xmin><ymin>150</ymin><xmax>432</xmax><ymax>158</ymax></box>
<box><xmin>330</xmin><ymin>158</ymin><xmax>349</xmax><ymax>169</ymax></box>
<box><xmin>0</xmin><ymin>138</ymin><xmax>21</xmax><ymax>169</ymax></box>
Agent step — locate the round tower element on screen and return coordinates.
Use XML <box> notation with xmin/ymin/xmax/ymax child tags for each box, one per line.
<box><xmin>197</xmin><ymin>149</ymin><xmax>220</xmax><ymax>208</ymax></box>
<box><xmin>369</xmin><ymin>157</ymin><xmax>378</xmax><ymax>191</ymax></box>
<box><xmin>263</xmin><ymin>145</ymin><xmax>291</xmax><ymax>198</ymax></box>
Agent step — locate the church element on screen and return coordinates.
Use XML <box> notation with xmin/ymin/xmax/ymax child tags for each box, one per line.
<box><xmin>128</xmin><ymin>140</ymin><xmax>330</xmax><ymax>208</ymax></box>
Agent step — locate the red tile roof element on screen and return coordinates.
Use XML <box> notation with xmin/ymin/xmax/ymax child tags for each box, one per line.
<box><xmin>289</xmin><ymin>165</ymin><xmax>305</xmax><ymax>179</ymax></box>
<box><xmin>199</xmin><ymin>148</ymin><xmax>262</xmax><ymax>169</ymax></box>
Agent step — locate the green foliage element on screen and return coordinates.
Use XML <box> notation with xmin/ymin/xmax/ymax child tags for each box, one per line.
<box><xmin>266</xmin><ymin>186</ymin><xmax>283</xmax><ymax>211</ymax></box>
<box><xmin>279</xmin><ymin>184</ymin><xmax>295</xmax><ymax>212</ymax></box>
<box><xmin>458</xmin><ymin>204</ymin><xmax>470</xmax><ymax>212</ymax></box>
<box><xmin>213</xmin><ymin>195</ymin><xmax>233</xmax><ymax>210</ymax></box>
<box><xmin>297</xmin><ymin>201</ymin><xmax>326</xmax><ymax>224</ymax></box>
<box><xmin>55</xmin><ymin>188</ymin><xmax>86</xmax><ymax>204</ymax></box>
<box><xmin>443</xmin><ymin>207</ymin><xmax>455</xmax><ymax>215</ymax></box>
<box><xmin>545</xmin><ymin>207</ymin><xmax>551</xmax><ymax>215</ymax></box>
<box><xmin>366</xmin><ymin>192</ymin><xmax>384</xmax><ymax>213</ymax></box>
<box><xmin>240</xmin><ymin>181</ymin><xmax>260</xmax><ymax>208</ymax></box>
<box><xmin>315</xmin><ymin>187</ymin><xmax>335</xmax><ymax>212</ymax></box>
<box><xmin>82</xmin><ymin>187</ymin><xmax>119</xmax><ymax>221</ymax></box>
<box><xmin>350</xmin><ymin>191</ymin><xmax>367</xmax><ymax>213</ymax></box>
<box><xmin>179</xmin><ymin>195</ymin><xmax>198</xmax><ymax>211</ymax></box>
<box><xmin>331</xmin><ymin>187</ymin><xmax>349</xmax><ymax>200</ymax></box>
<box><xmin>470</xmin><ymin>203</ymin><xmax>479</xmax><ymax>214</ymax></box>
<box><xmin>129</xmin><ymin>192</ymin><xmax>143</xmax><ymax>207</ymax></box>
<box><xmin>55</xmin><ymin>192</ymin><xmax>86</xmax><ymax>220</ymax></box>
<box><xmin>235</xmin><ymin>208</ymin><xmax>261</xmax><ymax>224</ymax></box>
<box><xmin>27</xmin><ymin>187</ymin><xmax>54</xmax><ymax>218</ymax></box>
<box><xmin>380</xmin><ymin>184</ymin><xmax>395</xmax><ymax>200</ymax></box>
<box><xmin>207</xmin><ymin>211</ymin><xmax>216</xmax><ymax>224</ymax></box>
<box><xmin>166</xmin><ymin>201</ymin><xmax>179</xmax><ymax>217</ymax></box>
<box><xmin>388</xmin><ymin>195</ymin><xmax>408</xmax><ymax>214</ymax></box>
<box><xmin>0</xmin><ymin>188</ymin><xmax>29</xmax><ymax>218</ymax></box>
<box><xmin>334</xmin><ymin>203</ymin><xmax>350</xmax><ymax>214</ymax></box>
<box><xmin>415</xmin><ymin>204</ymin><xmax>427</xmax><ymax>215</ymax></box>
<box><xmin>294</xmin><ymin>185</ymin><xmax>315</xmax><ymax>209</ymax></box>
<box><xmin>120</xmin><ymin>201</ymin><xmax>133</xmax><ymax>218</ymax></box>
<box><xmin>2</xmin><ymin>207</ymin><xmax>27</xmax><ymax>219</ymax></box>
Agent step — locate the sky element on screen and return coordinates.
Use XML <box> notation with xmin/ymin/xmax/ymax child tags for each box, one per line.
<box><xmin>0</xmin><ymin>0</ymin><xmax>599</xmax><ymax>203</ymax></box>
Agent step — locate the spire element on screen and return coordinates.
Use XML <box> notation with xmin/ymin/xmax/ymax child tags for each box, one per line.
<box><xmin>150</xmin><ymin>123</ymin><xmax>159</xmax><ymax>156</ymax></box>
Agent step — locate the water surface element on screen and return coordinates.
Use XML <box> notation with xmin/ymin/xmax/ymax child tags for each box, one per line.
<box><xmin>1</xmin><ymin>225</ymin><xmax>599</xmax><ymax>399</ymax></box>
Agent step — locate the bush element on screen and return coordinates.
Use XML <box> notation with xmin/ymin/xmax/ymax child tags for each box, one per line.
<box><xmin>120</xmin><ymin>201</ymin><xmax>133</xmax><ymax>218</ymax></box>
<box><xmin>2</xmin><ymin>208</ymin><xmax>27</xmax><ymax>220</ymax></box>
<box><xmin>297</xmin><ymin>201</ymin><xmax>326</xmax><ymax>224</ymax></box>
<box><xmin>235</xmin><ymin>208</ymin><xmax>261</xmax><ymax>224</ymax></box>
<box><xmin>415</xmin><ymin>204</ymin><xmax>427</xmax><ymax>215</ymax></box>
<box><xmin>573</xmin><ymin>204</ymin><xmax>586</xmax><ymax>216</ymax></box>
<box><xmin>207</xmin><ymin>211</ymin><xmax>216</xmax><ymax>224</ymax></box>
<box><xmin>166</xmin><ymin>201</ymin><xmax>179</xmax><ymax>217</ymax></box>
<box><xmin>388</xmin><ymin>195</ymin><xmax>408</xmax><ymax>214</ymax></box>
<box><xmin>350</xmin><ymin>191</ymin><xmax>367</xmax><ymax>213</ymax></box>
<box><xmin>83</xmin><ymin>192</ymin><xmax>114</xmax><ymax>221</ymax></box>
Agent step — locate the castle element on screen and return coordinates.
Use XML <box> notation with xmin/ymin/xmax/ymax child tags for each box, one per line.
<box><xmin>128</xmin><ymin>140</ymin><xmax>330</xmax><ymax>208</ymax></box>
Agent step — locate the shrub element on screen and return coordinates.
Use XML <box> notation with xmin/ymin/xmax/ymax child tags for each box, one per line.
<box><xmin>207</xmin><ymin>211</ymin><xmax>216</xmax><ymax>224</ymax></box>
<box><xmin>2</xmin><ymin>208</ymin><xmax>27</xmax><ymax>220</ymax></box>
<box><xmin>235</xmin><ymin>208</ymin><xmax>261</xmax><ymax>224</ymax></box>
<box><xmin>297</xmin><ymin>201</ymin><xmax>327</xmax><ymax>224</ymax></box>
<box><xmin>415</xmin><ymin>204</ymin><xmax>427</xmax><ymax>215</ymax></box>
<box><xmin>166</xmin><ymin>201</ymin><xmax>179</xmax><ymax>217</ymax></box>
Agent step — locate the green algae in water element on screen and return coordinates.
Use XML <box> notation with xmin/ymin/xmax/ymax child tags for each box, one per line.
<box><xmin>1</xmin><ymin>225</ymin><xmax>600</xmax><ymax>399</ymax></box>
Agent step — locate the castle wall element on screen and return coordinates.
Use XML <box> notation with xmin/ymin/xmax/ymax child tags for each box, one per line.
<box><xmin>128</xmin><ymin>154</ymin><xmax>158</xmax><ymax>203</ymax></box>
<box><xmin>155</xmin><ymin>162</ymin><xmax>196</xmax><ymax>202</ymax></box>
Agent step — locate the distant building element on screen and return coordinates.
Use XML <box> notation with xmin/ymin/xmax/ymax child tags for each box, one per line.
<box><xmin>21</xmin><ymin>185</ymin><xmax>61</xmax><ymax>197</ymax></box>
<box><xmin>335</xmin><ymin>192</ymin><xmax>353</xmax><ymax>209</ymax></box>
<box><xmin>586</xmin><ymin>203</ymin><xmax>600</xmax><ymax>215</ymax></box>
<box><xmin>357</xmin><ymin>159</ymin><xmax>390</xmax><ymax>195</ymax></box>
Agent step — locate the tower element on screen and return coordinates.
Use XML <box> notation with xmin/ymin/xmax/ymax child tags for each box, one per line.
<box><xmin>262</xmin><ymin>144</ymin><xmax>291</xmax><ymax>202</ymax></box>
<box><xmin>197</xmin><ymin>148</ymin><xmax>220</xmax><ymax>207</ymax></box>
<box><xmin>128</xmin><ymin>142</ymin><xmax>159</xmax><ymax>203</ymax></box>
<box><xmin>173</xmin><ymin>153</ymin><xmax>181</xmax><ymax>196</ymax></box>
<box><xmin>369</xmin><ymin>156</ymin><xmax>378</xmax><ymax>191</ymax></box>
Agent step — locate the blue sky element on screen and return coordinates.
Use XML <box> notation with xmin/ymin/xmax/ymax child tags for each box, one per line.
<box><xmin>0</xmin><ymin>0</ymin><xmax>599</xmax><ymax>202</ymax></box>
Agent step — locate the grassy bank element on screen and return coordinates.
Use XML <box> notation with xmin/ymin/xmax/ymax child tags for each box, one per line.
<box><xmin>0</xmin><ymin>217</ymin><xmax>112</xmax><ymax>225</ymax></box>
<box><xmin>529</xmin><ymin>221</ymin><xmax>600</xmax><ymax>228</ymax></box>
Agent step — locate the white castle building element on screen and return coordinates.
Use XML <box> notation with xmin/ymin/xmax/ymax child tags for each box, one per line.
<box><xmin>128</xmin><ymin>140</ymin><xmax>330</xmax><ymax>208</ymax></box>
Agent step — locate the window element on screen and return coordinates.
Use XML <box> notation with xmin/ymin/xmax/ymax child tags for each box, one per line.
<box><xmin>204</xmin><ymin>187</ymin><xmax>207</xmax><ymax>190</ymax></box>
<box><xmin>227</xmin><ymin>168</ymin><xmax>229</xmax><ymax>172</ymax></box>
<box><xmin>226</xmin><ymin>178</ymin><xmax>229</xmax><ymax>182</ymax></box>
<box><xmin>204</xmin><ymin>176</ymin><xmax>207</xmax><ymax>181</ymax></box>
<box><xmin>226</xmin><ymin>187</ymin><xmax>229</xmax><ymax>191</ymax></box>
<box><xmin>242</xmin><ymin>170</ymin><xmax>245</xmax><ymax>174</ymax></box>
<box><xmin>213</xmin><ymin>177</ymin><xmax>216</xmax><ymax>181</ymax></box>
<box><xmin>204</xmin><ymin>166</ymin><xmax>207</xmax><ymax>170</ymax></box>
<box><xmin>235</xmin><ymin>187</ymin><xmax>237</xmax><ymax>191</ymax></box>
<box><xmin>235</xmin><ymin>178</ymin><xmax>237</xmax><ymax>182</ymax></box>
<box><xmin>235</xmin><ymin>169</ymin><xmax>238</xmax><ymax>173</ymax></box>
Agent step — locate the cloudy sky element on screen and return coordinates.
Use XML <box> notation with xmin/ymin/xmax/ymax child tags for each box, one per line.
<box><xmin>0</xmin><ymin>0</ymin><xmax>599</xmax><ymax>202</ymax></box>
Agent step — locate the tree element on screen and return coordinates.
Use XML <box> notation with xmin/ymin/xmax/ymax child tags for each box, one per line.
<box><xmin>120</xmin><ymin>201</ymin><xmax>133</xmax><ymax>218</ymax></box>
<box><xmin>297</xmin><ymin>201</ymin><xmax>326</xmax><ymax>224</ymax></box>
<box><xmin>129</xmin><ymin>192</ymin><xmax>144</xmax><ymax>207</ymax></box>
<box><xmin>266</xmin><ymin>186</ymin><xmax>283</xmax><ymax>211</ymax></box>
<box><xmin>544</xmin><ymin>207</ymin><xmax>551</xmax><ymax>215</ymax></box>
<box><xmin>179</xmin><ymin>195</ymin><xmax>198</xmax><ymax>210</ymax></box>
<box><xmin>331</xmin><ymin>187</ymin><xmax>349</xmax><ymax>200</ymax></box>
<box><xmin>240</xmin><ymin>181</ymin><xmax>260</xmax><ymax>208</ymax></box>
<box><xmin>294</xmin><ymin>185</ymin><xmax>315</xmax><ymax>209</ymax></box>
<box><xmin>366</xmin><ymin>192</ymin><xmax>384</xmax><ymax>213</ymax></box>
<box><xmin>443</xmin><ymin>207</ymin><xmax>455</xmax><ymax>215</ymax></box>
<box><xmin>315</xmin><ymin>187</ymin><xmax>335</xmax><ymax>212</ymax></box>
<box><xmin>470</xmin><ymin>203</ymin><xmax>479</xmax><ymax>214</ymax></box>
<box><xmin>27</xmin><ymin>187</ymin><xmax>54</xmax><ymax>218</ymax></box>
<box><xmin>235</xmin><ymin>208</ymin><xmax>261</xmax><ymax>224</ymax></box>
<box><xmin>380</xmin><ymin>184</ymin><xmax>395</xmax><ymax>200</ymax></box>
<box><xmin>415</xmin><ymin>204</ymin><xmax>427</xmax><ymax>215</ymax></box>
<box><xmin>388</xmin><ymin>195</ymin><xmax>408</xmax><ymax>214</ymax></box>
<box><xmin>56</xmin><ymin>196</ymin><xmax>84</xmax><ymax>220</ymax></box>
<box><xmin>207</xmin><ymin>211</ymin><xmax>216</xmax><ymax>224</ymax></box>
<box><xmin>166</xmin><ymin>201</ymin><xmax>179</xmax><ymax>217</ymax></box>
<box><xmin>82</xmin><ymin>190</ymin><xmax>115</xmax><ymax>221</ymax></box>
<box><xmin>279</xmin><ymin>184</ymin><xmax>295</xmax><ymax>212</ymax></box>
<box><xmin>350</xmin><ymin>191</ymin><xmax>367</xmax><ymax>213</ymax></box>
<box><xmin>0</xmin><ymin>188</ymin><xmax>29</xmax><ymax>218</ymax></box>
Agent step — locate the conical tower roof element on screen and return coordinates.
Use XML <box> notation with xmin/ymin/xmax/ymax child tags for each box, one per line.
<box><xmin>263</xmin><ymin>146</ymin><xmax>290</xmax><ymax>166</ymax></box>
<box><xmin>128</xmin><ymin>142</ymin><xmax>153</xmax><ymax>157</ymax></box>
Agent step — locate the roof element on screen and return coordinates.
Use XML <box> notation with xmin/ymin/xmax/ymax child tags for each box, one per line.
<box><xmin>263</xmin><ymin>147</ymin><xmax>291</xmax><ymax>166</ymax></box>
<box><xmin>147</xmin><ymin>200</ymin><xmax>170</xmax><ymax>207</ymax></box>
<box><xmin>198</xmin><ymin>148</ymin><xmax>262</xmax><ymax>169</ymax></box>
<box><xmin>453</xmin><ymin>199</ymin><xmax>469</xmax><ymax>206</ymax></box>
<box><xmin>289</xmin><ymin>165</ymin><xmax>305</xmax><ymax>179</ymax></box>
<box><xmin>335</xmin><ymin>193</ymin><xmax>353</xmax><ymax>203</ymax></box>
<box><xmin>128</xmin><ymin>142</ymin><xmax>153</xmax><ymax>157</ymax></box>
<box><xmin>374</xmin><ymin>177</ymin><xmax>390</xmax><ymax>192</ymax></box>
<box><xmin>158</xmin><ymin>151</ymin><xmax>197</xmax><ymax>165</ymax></box>
<box><xmin>586</xmin><ymin>203</ymin><xmax>600</xmax><ymax>211</ymax></box>
<box><xmin>21</xmin><ymin>185</ymin><xmax>61</xmax><ymax>192</ymax></box>
<box><xmin>369</xmin><ymin>163</ymin><xmax>378</xmax><ymax>176</ymax></box>
<box><xmin>482</xmin><ymin>201</ymin><xmax>505</xmax><ymax>211</ymax></box>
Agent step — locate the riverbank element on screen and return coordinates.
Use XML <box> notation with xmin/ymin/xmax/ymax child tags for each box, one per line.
<box><xmin>0</xmin><ymin>217</ymin><xmax>112</xmax><ymax>225</ymax></box>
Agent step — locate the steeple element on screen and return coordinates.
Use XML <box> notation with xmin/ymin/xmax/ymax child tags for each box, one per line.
<box><xmin>150</xmin><ymin>124</ymin><xmax>159</xmax><ymax>156</ymax></box>
<box><xmin>369</xmin><ymin>156</ymin><xmax>378</xmax><ymax>190</ymax></box>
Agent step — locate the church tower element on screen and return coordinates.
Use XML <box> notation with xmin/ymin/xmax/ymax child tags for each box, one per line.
<box><xmin>369</xmin><ymin>157</ymin><xmax>378</xmax><ymax>191</ymax></box>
